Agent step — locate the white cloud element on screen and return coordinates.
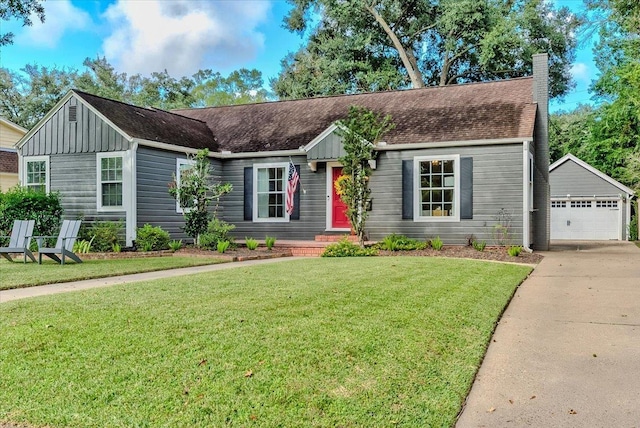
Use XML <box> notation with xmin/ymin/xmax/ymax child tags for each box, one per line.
<box><xmin>570</xmin><ymin>62</ymin><xmax>591</xmax><ymax>85</ymax></box>
<box><xmin>101</xmin><ymin>0</ymin><xmax>270</xmax><ymax>77</ymax></box>
<box><xmin>17</xmin><ymin>0</ymin><xmax>92</xmax><ymax>48</ymax></box>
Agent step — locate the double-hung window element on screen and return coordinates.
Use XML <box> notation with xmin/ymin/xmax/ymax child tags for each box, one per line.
<box><xmin>176</xmin><ymin>158</ymin><xmax>196</xmax><ymax>213</ymax></box>
<box><xmin>97</xmin><ymin>152</ymin><xmax>124</xmax><ymax>211</ymax></box>
<box><xmin>24</xmin><ymin>156</ymin><xmax>49</xmax><ymax>192</ymax></box>
<box><xmin>414</xmin><ymin>155</ymin><xmax>460</xmax><ymax>221</ymax></box>
<box><xmin>253</xmin><ymin>163</ymin><xmax>288</xmax><ymax>222</ymax></box>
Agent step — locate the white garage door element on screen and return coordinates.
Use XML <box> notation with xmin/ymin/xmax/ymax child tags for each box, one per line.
<box><xmin>551</xmin><ymin>199</ymin><xmax>621</xmax><ymax>240</ymax></box>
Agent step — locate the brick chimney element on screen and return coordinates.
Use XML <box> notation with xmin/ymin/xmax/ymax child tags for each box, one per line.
<box><xmin>532</xmin><ymin>53</ymin><xmax>550</xmax><ymax>250</ymax></box>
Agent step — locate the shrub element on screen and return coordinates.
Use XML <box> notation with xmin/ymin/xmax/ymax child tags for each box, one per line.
<box><xmin>0</xmin><ymin>187</ymin><xmax>63</xmax><ymax>238</ymax></box>
<box><xmin>472</xmin><ymin>240</ymin><xmax>487</xmax><ymax>252</ymax></box>
<box><xmin>89</xmin><ymin>220</ymin><xmax>124</xmax><ymax>252</ymax></box>
<box><xmin>73</xmin><ymin>237</ymin><xmax>94</xmax><ymax>254</ymax></box>
<box><xmin>217</xmin><ymin>240</ymin><xmax>230</xmax><ymax>253</ymax></box>
<box><xmin>322</xmin><ymin>239</ymin><xmax>378</xmax><ymax>257</ymax></box>
<box><xmin>379</xmin><ymin>233</ymin><xmax>428</xmax><ymax>251</ymax></box>
<box><xmin>168</xmin><ymin>240</ymin><xmax>183</xmax><ymax>252</ymax></box>
<box><xmin>507</xmin><ymin>245</ymin><xmax>523</xmax><ymax>257</ymax></box>
<box><xmin>629</xmin><ymin>213</ymin><xmax>638</xmax><ymax>241</ymax></box>
<box><xmin>265</xmin><ymin>236</ymin><xmax>276</xmax><ymax>250</ymax></box>
<box><xmin>112</xmin><ymin>242</ymin><xmax>122</xmax><ymax>253</ymax></box>
<box><xmin>199</xmin><ymin>218</ymin><xmax>236</xmax><ymax>250</ymax></box>
<box><xmin>136</xmin><ymin>224</ymin><xmax>170</xmax><ymax>251</ymax></box>
<box><xmin>430</xmin><ymin>236</ymin><xmax>443</xmax><ymax>251</ymax></box>
<box><xmin>245</xmin><ymin>237</ymin><xmax>259</xmax><ymax>250</ymax></box>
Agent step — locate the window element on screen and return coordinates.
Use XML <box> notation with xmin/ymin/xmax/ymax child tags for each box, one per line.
<box><xmin>176</xmin><ymin>158</ymin><xmax>196</xmax><ymax>213</ymax></box>
<box><xmin>24</xmin><ymin>156</ymin><xmax>49</xmax><ymax>192</ymax></box>
<box><xmin>414</xmin><ymin>155</ymin><xmax>460</xmax><ymax>221</ymax></box>
<box><xmin>571</xmin><ymin>200</ymin><xmax>592</xmax><ymax>208</ymax></box>
<box><xmin>596</xmin><ymin>200</ymin><xmax>618</xmax><ymax>208</ymax></box>
<box><xmin>253</xmin><ymin>163</ymin><xmax>288</xmax><ymax>222</ymax></box>
<box><xmin>97</xmin><ymin>152</ymin><xmax>124</xmax><ymax>210</ymax></box>
<box><xmin>551</xmin><ymin>200</ymin><xmax>566</xmax><ymax>208</ymax></box>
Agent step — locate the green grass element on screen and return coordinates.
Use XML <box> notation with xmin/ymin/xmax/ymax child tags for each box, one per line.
<box><xmin>0</xmin><ymin>256</ymin><xmax>226</xmax><ymax>290</ymax></box>
<box><xmin>0</xmin><ymin>257</ymin><xmax>531</xmax><ymax>427</ymax></box>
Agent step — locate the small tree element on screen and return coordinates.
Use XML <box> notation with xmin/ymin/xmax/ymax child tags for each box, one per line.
<box><xmin>169</xmin><ymin>149</ymin><xmax>232</xmax><ymax>245</ymax></box>
<box><xmin>335</xmin><ymin>106</ymin><xmax>394</xmax><ymax>247</ymax></box>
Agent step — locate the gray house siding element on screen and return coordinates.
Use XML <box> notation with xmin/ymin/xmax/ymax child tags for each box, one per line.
<box><xmin>51</xmin><ymin>153</ymin><xmax>126</xmax><ymax>225</ymax></box>
<box><xmin>221</xmin><ymin>155</ymin><xmax>326</xmax><ymax>240</ymax></box>
<box><xmin>366</xmin><ymin>144</ymin><xmax>524</xmax><ymax>245</ymax></box>
<box><xmin>220</xmin><ymin>145</ymin><xmax>525</xmax><ymax>245</ymax></box>
<box><xmin>136</xmin><ymin>146</ymin><xmax>222</xmax><ymax>241</ymax></box>
<box><xmin>20</xmin><ymin>96</ymin><xmax>130</xmax><ymax>156</ymax></box>
<box><xmin>550</xmin><ymin>160</ymin><xmax>624</xmax><ymax>197</ymax></box>
<box><xmin>307</xmin><ymin>133</ymin><xmax>345</xmax><ymax>161</ymax></box>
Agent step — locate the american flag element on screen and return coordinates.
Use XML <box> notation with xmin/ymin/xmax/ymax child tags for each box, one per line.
<box><xmin>286</xmin><ymin>161</ymin><xmax>299</xmax><ymax>215</ymax></box>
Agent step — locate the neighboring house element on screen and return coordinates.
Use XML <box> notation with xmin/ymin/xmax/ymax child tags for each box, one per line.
<box><xmin>0</xmin><ymin>117</ymin><xmax>26</xmax><ymax>191</ymax></box>
<box><xmin>550</xmin><ymin>153</ymin><xmax>635</xmax><ymax>240</ymax></box>
<box><xmin>16</xmin><ymin>54</ymin><xmax>551</xmax><ymax>250</ymax></box>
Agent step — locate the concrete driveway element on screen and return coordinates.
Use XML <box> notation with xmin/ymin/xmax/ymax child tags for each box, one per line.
<box><xmin>456</xmin><ymin>241</ymin><xmax>640</xmax><ymax>428</ymax></box>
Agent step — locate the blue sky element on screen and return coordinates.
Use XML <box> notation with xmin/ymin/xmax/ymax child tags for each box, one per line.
<box><xmin>1</xmin><ymin>0</ymin><xmax>595</xmax><ymax>112</ymax></box>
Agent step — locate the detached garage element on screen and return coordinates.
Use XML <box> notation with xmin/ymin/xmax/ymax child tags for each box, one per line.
<box><xmin>550</xmin><ymin>154</ymin><xmax>635</xmax><ymax>241</ymax></box>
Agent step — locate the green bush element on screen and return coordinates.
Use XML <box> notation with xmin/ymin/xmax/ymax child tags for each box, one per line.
<box><xmin>0</xmin><ymin>187</ymin><xmax>63</xmax><ymax>238</ymax></box>
<box><xmin>430</xmin><ymin>236</ymin><xmax>444</xmax><ymax>251</ymax></box>
<box><xmin>199</xmin><ymin>218</ymin><xmax>236</xmax><ymax>250</ymax></box>
<box><xmin>89</xmin><ymin>221</ymin><xmax>124</xmax><ymax>252</ymax></box>
<box><xmin>507</xmin><ymin>245</ymin><xmax>523</xmax><ymax>257</ymax></box>
<box><xmin>136</xmin><ymin>224</ymin><xmax>170</xmax><ymax>251</ymax></box>
<box><xmin>265</xmin><ymin>236</ymin><xmax>276</xmax><ymax>250</ymax></box>
<box><xmin>629</xmin><ymin>213</ymin><xmax>638</xmax><ymax>241</ymax></box>
<box><xmin>245</xmin><ymin>237</ymin><xmax>259</xmax><ymax>250</ymax></box>
<box><xmin>472</xmin><ymin>240</ymin><xmax>487</xmax><ymax>252</ymax></box>
<box><xmin>322</xmin><ymin>239</ymin><xmax>378</xmax><ymax>257</ymax></box>
<box><xmin>379</xmin><ymin>234</ymin><xmax>428</xmax><ymax>251</ymax></box>
<box><xmin>73</xmin><ymin>237</ymin><xmax>94</xmax><ymax>254</ymax></box>
<box><xmin>169</xmin><ymin>240</ymin><xmax>183</xmax><ymax>252</ymax></box>
<box><xmin>217</xmin><ymin>240</ymin><xmax>231</xmax><ymax>253</ymax></box>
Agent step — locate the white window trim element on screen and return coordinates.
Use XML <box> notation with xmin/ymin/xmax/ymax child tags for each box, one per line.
<box><xmin>176</xmin><ymin>158</ymin><xmax>196</xmax><ymax>214</ymax></box>
<box><xmin>22</xmin><ymin>155</ymin><xmax>50</xmax><ymax>193</ymax></box>
<box><xmin>413</xmin><ymin>154</ymin><xmax>461</xmax><ymax>222</ymax></box>
<box><xmin>252</xmin><ymin>162</ymin><xmax>290</xmax><ymax>223</ymax></box>
<box><xmin>96</xmin><ymin>151</ymin><xmax>129</xmax><ymax>212</ymax></box>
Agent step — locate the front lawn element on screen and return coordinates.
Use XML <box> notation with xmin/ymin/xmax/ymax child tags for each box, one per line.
<box><xmin>0</xmin><ymin>256</ymin><xmax>226</xmax><ymax>290</ymax></box>
<box><xmin>0</xmin><ymin>257</ymin><xmax>531</xmax><ymax>427</ymax></box>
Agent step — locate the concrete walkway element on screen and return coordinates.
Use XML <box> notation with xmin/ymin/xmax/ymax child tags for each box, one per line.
<box><xmin>457</xmin><ymin>241</ymin><xmax>640</xmax><ymax>427</ymax></box>
<box><xmin>0</xmin><ymin>257</ymin><xmax>304</xmax><ymax>303</ymax></box>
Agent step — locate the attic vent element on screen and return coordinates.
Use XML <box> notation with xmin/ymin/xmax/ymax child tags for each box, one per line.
<box><xmin>69</xmin><ymin>105</ymin><xmax>77</xmax><ymax>122</ymax></box>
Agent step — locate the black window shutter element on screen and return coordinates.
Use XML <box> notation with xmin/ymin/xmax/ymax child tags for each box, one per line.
<box><xmin>244</xmin><ymin>167</ymin><xmax>253</xmax><ymax>221</ymax></box>
<box><xmin>402</xmin><ymin>160</ymin><xmax>413</xmax><ymax>219</ymax></box>
<box><xmin>291</xmin><ymin>165</ymin><xmax>301</xmax><ymax>220</ymax></box>
<box><xmin>460</xmin><ymin>157</ymin><xmax>473</xmax><ymax>219</ymax></box>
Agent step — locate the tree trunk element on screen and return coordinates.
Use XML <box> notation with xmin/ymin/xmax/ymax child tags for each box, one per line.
<box><xmin>365</xmin><ymin>4</ymin><xmax>425</xmax><ymax>89</ymax></box>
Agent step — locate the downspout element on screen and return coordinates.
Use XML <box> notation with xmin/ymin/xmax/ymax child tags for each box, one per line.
<box><xmin>127</xmin><ymin>140</ymin><xmax>138</xmax><ymax>247</ymax></box>
<box><xmin>522</xmin><ymin>140</ymin><xmax>532</xmax><ymax>251</ymax></box>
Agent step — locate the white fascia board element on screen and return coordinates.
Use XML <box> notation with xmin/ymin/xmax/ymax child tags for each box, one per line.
<box><xmin>16</xmin><ymin>90</ymin><xmax>134</xmax><ymax>150</ymax></box>
<box><xmin>136</xmin><ymin>138</ymin><xmax>305</xmax><ymax>160</ymax></box>
<box><xmin>135</xmin><ymin>139</ymin><xmax>206</xmax><ymax>156</ymax></box>
<box><xmin>303</xmin><ymin>123</ymin><xmax>340</xmax><ymax>152</ymax></box>
<box><xmin>222</xmin><ymin>149</ymin><xmax>306</xmax><ymax>159</ymax></box>
<box><xmin>375</xmin><ymin>137</ymin><xmax>531</xmax><ymax>151</ymax></box>
<box><xmin>550</xmin><ymin>153</ymin><xmax>635</xmax><ymax>196</ymax></box>
<box><xmin>0</xmin><ymin>117</ymin><xmax>28</xmax><ymax>134</ymax></box>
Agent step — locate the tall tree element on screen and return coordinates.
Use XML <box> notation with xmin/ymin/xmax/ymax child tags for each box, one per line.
<box><xmin>191</xmin><ymin>68</ymin><xmax>269</xmax><ymax>107</ymax></box>
<box><xmin>274</xmin><ymin>0</ymin><xmax>580</xmax><ymax>99</ymax></box>
<box><xmin>0</xmin><ymin>0</ymin><xmax>45</xmax><ymax>45</ymax></box>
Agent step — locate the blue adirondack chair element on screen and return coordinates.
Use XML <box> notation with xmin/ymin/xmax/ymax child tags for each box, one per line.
<box><xmin>0</xmin><ymin>220</ymin><xmax>36</xmax><ymax>263</ymax></box>
<box><xmin>35</xmin><ymin>220</ymin><xmax>83</xmax><ymax>265</ymax></box>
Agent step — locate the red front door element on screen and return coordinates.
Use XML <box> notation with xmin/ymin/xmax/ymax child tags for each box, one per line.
<box><xmin>332</xmin><ymin>167</ymin><xmax>350</xmax><ymax>229</ymax></box>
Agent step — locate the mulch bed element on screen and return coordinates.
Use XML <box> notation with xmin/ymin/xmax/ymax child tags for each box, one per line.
<box><xmin>378</xmin><ymin>245</ymin><xmax>543</xmax><ymax>264</ymax></box>
<box><xmin>175</xmin><ymin>247</ymin><xmax>293</xmax><ymax>262</ymax></box>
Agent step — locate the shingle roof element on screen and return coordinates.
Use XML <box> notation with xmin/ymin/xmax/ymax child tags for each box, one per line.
<box><xmin>174</xmin><ymin>77</ymin><xmax>536</xmax><ymax>153</ymax></box>
<box><xmin>74</xmin><ymin>90</ymin><xmax>217</xmax><ymax>151</ymax></box>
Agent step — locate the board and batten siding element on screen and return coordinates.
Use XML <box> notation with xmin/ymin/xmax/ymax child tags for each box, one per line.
<box><xmin>20</xmin><ymin>96</ymin><xmax>129</xmax><ymax>156</ymax></box>
<box><xmin>307</xmin><ymin>132</ymin><xmax>345</xmax><ymax>161</ymax></box>
<box><xmin>365</xmin><ymin>144</ymin><xmax>524</xmax><ymax>245</ymax></box>
<box><xmin>550</xmin><ymin>160</ymin><xmax>624</xmax><ymax>197</ymax></box>
<box><xmin>221</xmin><ymin>155</ymin><xmax>326</xmax><ymax>240</ymax></box>
<box><xmin>136</xmin><ymin>146</ymin><xmax>222</xmax><ymax>241</ymax></box>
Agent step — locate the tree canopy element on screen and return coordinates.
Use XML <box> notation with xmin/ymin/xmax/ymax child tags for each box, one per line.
<box><xmin>0</xmin><ymin>0</ymin><xmax>44</xmax><ymax>46</ymax></box>
<box><xmin>0</xmin><ymin>58</ymin><xmax>270</xmax><ymax>129</ymax></box>
<box><xmin>272</xmin><ymin>0</ymin><xmax>581</xmax><ymax>99</ymax></box>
